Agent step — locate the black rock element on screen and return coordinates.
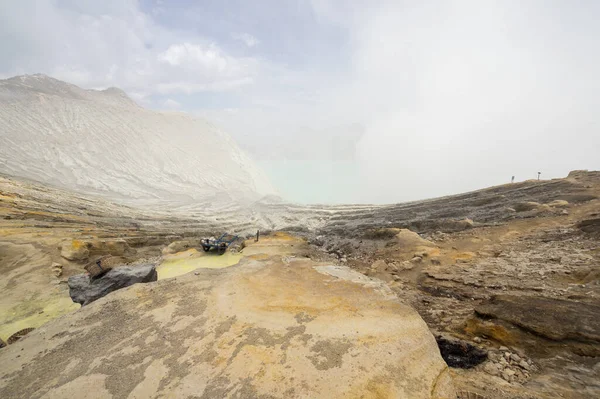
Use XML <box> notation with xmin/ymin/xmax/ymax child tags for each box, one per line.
<box><xmin>68</xmin><ymin>264</ymin><xmax>157</xmax><ymax>306</ymax></box>
<box><xmin>436</xmin><ymin>336</ymin><xmax>487</xmax><ymax>369</ymax></box>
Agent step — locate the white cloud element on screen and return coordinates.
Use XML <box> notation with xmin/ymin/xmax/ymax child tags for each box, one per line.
<box><xmin>0</xmin><ymin>0</ymin><xmax>259</xmax><ymax>95</ymax></box>
<box><xmin>314</xmin><ymin>1</ymin><xmax>600</xmax><ymax>202</ymax></box>
<box><xmin>200</xmin><ymin>1</ymin><xmax>600</xmax><ymax>203</ymax></box>
<box><xmin>232</xmin><ymin>32</ymin><xmax>259</xmax><ymax>47</ymax></box>
<box><xmin>159</xmin><ymin>43</ymin><xmax>228</xmax><ymax>69</ymax></box>
<box><xmin>157</xmin><ymin>77</ymin><xmax>254</xmax><ymax>95</ymax></box>
<box><xmin>152</xmin><ymin>0</ymin><xmax>165</xmax><ymax>16</ymax></box>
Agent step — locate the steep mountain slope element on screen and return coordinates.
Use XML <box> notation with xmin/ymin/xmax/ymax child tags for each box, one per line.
<box><xmin>0</xmin><ymin>74</ymin><xmax>275</xmax><ymax>204</ymax></box>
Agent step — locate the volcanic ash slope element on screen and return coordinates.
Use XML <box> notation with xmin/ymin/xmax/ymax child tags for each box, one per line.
<box><xmin>0</xmin><ymin>74</ymin><xmax>275</xmax><ymax>205</ymax></box>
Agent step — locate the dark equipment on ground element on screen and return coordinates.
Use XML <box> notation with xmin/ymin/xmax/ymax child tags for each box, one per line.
<box><xmin>84</xmin><ymin>255</ymin><xmax>114</xmax><ymax>278</ymax></box>
<box><xmin>201</xmin><ymin>233</ymin><xmax>239</xmax><ymax>255</ymax></box>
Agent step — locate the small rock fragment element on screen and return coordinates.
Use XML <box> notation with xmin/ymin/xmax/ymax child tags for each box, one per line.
<box><xmin>457</xmin><ymin>218</ymin><xmax>474</xmax><ymax>230</ymax></box>
<box><xmin>51</xmin><ymin>262</ymin><xmax>63</xmax><ymax>277</ymax></box>
<box><xmin>518</xmin><ymin>360</ymin><xmax>531</xmax><ymax>371</ymax></box>
<box><xmin>483</xmin><ymin>362</ymin><xmax>501</xmax><ymax>376</ymax></box>
<box><xmin>502</xmin><ymin>368</ymin><xmax>516</xmax><ymax>382</ymax></box>
<box><xmin>548</xmin><ymin>199</ymin><xmax>569</xmax><ymax>208</ymax></box>
<box><xmin>370</xmin><ymin>260</ymin><xmax>387</xmax><ymax>272</ymax></box>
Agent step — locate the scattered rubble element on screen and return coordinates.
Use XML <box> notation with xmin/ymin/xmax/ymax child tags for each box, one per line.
<box><xmin>481</xmin><ymin>347</ymin><xmax>536</xmax><ymax>384</ymax></box>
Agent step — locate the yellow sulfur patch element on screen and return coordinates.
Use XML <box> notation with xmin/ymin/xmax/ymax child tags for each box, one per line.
<box><xmin>0</xmin><ymin>296</ymin><xmax>80</xmax><ymax>342</ymax></box>
<box><xmin>157</xmin><ymin>251</ymin><xmax>242</xmax><ymax>280</ymax></box>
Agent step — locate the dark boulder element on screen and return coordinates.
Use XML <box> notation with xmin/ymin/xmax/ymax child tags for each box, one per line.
<box><xmin>68</xmin><ymin>264</ymin><xmax>157</xmax><ymax>306</ymax></box>
<box><xmin>577</xmin><ymin>218</ymin><xmax>600</xmax><ymax>235</ymax></box>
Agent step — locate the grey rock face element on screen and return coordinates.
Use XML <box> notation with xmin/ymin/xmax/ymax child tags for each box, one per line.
<box><xmin>578</xmin><ymin>218</ymin><xmax>600</xmax><ymax>235</ymax></box>
<box><xmin>475</xmin><ymin>295</ymin><xmax>600</xmax><ymax>356</ymax></box>
<box><xmin>68</xmin><ymin>264</ymin><xmax>157</xmax><ymax>306</ymax></box>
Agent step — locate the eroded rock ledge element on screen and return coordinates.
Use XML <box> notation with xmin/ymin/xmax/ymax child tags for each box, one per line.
<box><xmin>0</xmin><ymin>257</ymin><xmax>455</xmax><ymax>399</ymax></box>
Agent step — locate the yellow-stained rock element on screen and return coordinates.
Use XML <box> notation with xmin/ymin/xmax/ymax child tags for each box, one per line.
<box><xmin>0</xmin><ymin>257</ymin><xmax>455</xmax><ymax>399</ymax></box>
<box><xmin>393</xmin><ymin>229</ymin><xmax>440</xmax><ymax>260</ymax></box>
<box><xmin>464</xmin><ymin>317</ymin><xmax>516</xmax><ymax>346</ymax></box>
<box><xmin>59</xmin><ymin>239</ymin><xmax>90</xmax><ymax>261</ymax></box>
<box><xmin>88</xmin><ymin>239</ymin><xmax>130</xmax><ymax>256</ymax></box>
<box><xmin>161</xmin><ymin>240</ymin><xmax>192</xmax><ymax>255</ymax></box>
<box><xmin>548</xmin><ymin>199</ymin><xmax>569</xmax><ymax>208</ymax></box>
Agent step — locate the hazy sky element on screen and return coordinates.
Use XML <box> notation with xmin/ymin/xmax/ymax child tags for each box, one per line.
<box><xmin>1</xmin><ymin>0</ymin><xmax>599</xmax><ymax>203</ymax></box>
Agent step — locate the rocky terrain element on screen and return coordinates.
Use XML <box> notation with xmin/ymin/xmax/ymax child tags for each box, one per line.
<box><xmin>0</xmin><ymin>170</ymin><xmax>599</xmax><ymax>398</ymax></box>
<box><xmin>307</xmin><ymin>171</ymin><xmax>600</xmax><ymax>398</ymax></box>
<box><xmin>0</xmin><ymin>249</ymin><xmax>455</xmax><ymax>399</ymax></box>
